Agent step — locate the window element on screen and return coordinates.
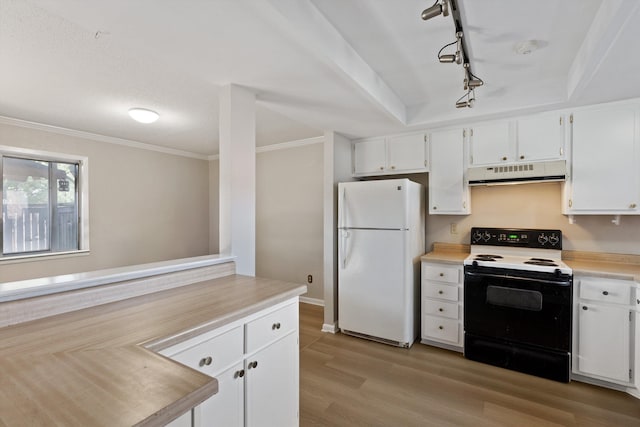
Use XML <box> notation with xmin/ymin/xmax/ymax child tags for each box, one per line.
<box><xmin>1</xmin><ymin>146</ymin><xmax>88</xmax><ymax>259</ymax></box>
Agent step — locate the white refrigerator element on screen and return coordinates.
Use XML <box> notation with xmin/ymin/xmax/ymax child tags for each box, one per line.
<box><xmin>337</xmin><ymin>178</ymin><xmax>425</xmax><ymax>347</ymax></box>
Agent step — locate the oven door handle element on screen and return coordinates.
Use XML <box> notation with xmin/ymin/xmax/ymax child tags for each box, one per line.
<box><xmin>465</xmin><ymin>271</ymin><xmax>572</xmax><ymax>286</ymax></box>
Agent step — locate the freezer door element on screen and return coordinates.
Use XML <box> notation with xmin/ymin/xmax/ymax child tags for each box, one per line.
<box><xmin>338</xmin><ymin>229</ymin><xmax>413</xmax><ymax>343</ymax></box>
<box><xmin>339</xmin><ymin>180</ymin><xmax>409</xmax><ymax>230</ymax></box>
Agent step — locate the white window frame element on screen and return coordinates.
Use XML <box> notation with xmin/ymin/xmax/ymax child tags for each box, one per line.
<box><xmin>0</xmin><ymin>145</ymin><xmax>89</xmax><ymax>262</ymax></box>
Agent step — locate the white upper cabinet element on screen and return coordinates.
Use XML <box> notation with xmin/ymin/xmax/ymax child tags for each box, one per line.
<box><xmin>469</xmin><ymin>121</ymin><xmax>513</xmax><ymax>166</ymax></box>
<box><xmin>516</xmin><ymin>113</ymin><xmax>566</xmax><ymax>162</ymax></box>
<box><xmin>470</xmin><ymin>115</ymin><xmax>566</xmax><ymax>166</ymax></box>
<box><xmin>387</xmin><ymin>133</ymin><xmax>428</xmax><ymax>173</ymax></box>
<box><xmin>353</xmin><ymin>138</ymin><xmax>386</xmax><ymax>175</ymax></box>
<box><xmin>564</xmin><ymin>102</ymin><xmax>640</xmax><ymax>214</ymax></box>
<box><xmin>353</xmin><ymin>133</ymin><xmax>427</xmax><ymax>176</ymax></box>
<box><xmin>428</xmin><ymin>128</ymin><xmax>469</xmax><ymax>215</ymax></box>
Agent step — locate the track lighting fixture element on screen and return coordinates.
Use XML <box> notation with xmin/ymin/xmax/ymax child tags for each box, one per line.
<box><xmin>455</xmin><ymin>89</ymin><xmax>475</xmax><ymax>109</ymax></box>
<box><xmin>422</xmin><ymin>0</ymin><xmax>484</xmax><ymax>109</ymax></box>
<box><xmin>421</xmin><ymin>0</ymin><xmax>449</xmax><ymax>21</ymax></box>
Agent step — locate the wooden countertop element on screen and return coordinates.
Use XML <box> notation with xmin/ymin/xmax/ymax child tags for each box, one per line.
<box><xmin>0</xmin><ymin>274</ymin><xmax>306</xmax><ymax>426</ymax></box>
<box><xmin>421</xmin><ymin>243</ymin><xmax>640</xmax><ymax>282</ymax></box>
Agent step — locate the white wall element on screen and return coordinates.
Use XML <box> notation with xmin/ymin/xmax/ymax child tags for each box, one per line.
<box><xmin>0</xmin><ymin>122</ymin><xmax>211</xmax><ymax>282</ymax></box>
<box><xmin>255</xmin><ymin>141</ymin><xmax>324</xmax><ymax>300</ymax></box>
<box><xmin>427</xmin><ymin>182</ymin><xmax>640</xmax><ymax>254</ymax></box>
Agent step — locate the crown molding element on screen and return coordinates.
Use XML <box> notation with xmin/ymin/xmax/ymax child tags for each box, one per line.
<box><xmin>0</xmin><ymin>115</ymin><xmax>208</xmax><ymax>160</ymax></box>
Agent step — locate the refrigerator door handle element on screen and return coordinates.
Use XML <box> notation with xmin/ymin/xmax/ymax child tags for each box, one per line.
<box><xmin>340</xmin><ymin>230</ymin><xmax>349</xmax><ymax>269</ymax></box>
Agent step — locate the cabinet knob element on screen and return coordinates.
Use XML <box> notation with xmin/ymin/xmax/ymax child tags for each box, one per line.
<box><xmin>272</xmin><ymin>322</ymin><xmax>281</xmax><ymax>330</ymax></box>
<box><xmin>199</xmin><ymin>356</ymin><xmax>213</xmax><ymax>367</ymax></box>
<box><xmin>438</xmin><ymin>308</ymin><xmax>443</xmax><ymax>312</ymax></box>
<box><xmin>379</xmin><ymin>166</ymin><xmax>384</xmax><ymax>170</ymax></box>
<box><xmin>438</xmin><ymin>290</ymin><xmax>444</xmax><ymax>295</ymax></box>
<box><xmin>602</xmin><ymin>291</ymin><xmax>609</xmax><ymax>296</ymax></box>
<box><xmin>391</xmin><ymin>165</ymin><xmax>396</xmax><ymax>170</ymax></box>
<box><xmin>630</xmin><ymin>203</ymin><xmax>637</xmax><ymax>209</ymax></box>
<box><xmin>520</xmin><ymin>155</ymin><xmax>525</xmax><ymax>160</ymax></box>
<box><xmin>438</xmin><ymin>326</ymin><xmax>444</xmax><ymax>330</ymax></box>
<box><xmin>234</xmin><ymin>369</ymin><xmax>245</xmax><ymax>379</ymax></box>
<box><xmin>582</xmin><ymin>306</ymin><xmax>588</xmax><ymax>311</ymax></box>
<box><xmin>433</xmin><ymin>206</ymin><xmax>437</xmax><ymax>210</ymax></box>
<box><xmin>502</xmin><ymin>156</ymin><xmax>507</xmax><ymax>161</ymax></box>
<box><xmin>248</xmin><ymin>361</ymin><xmax>258</xmax><ymax>369</ymax></box>
<box><xmin>439</xmin><ymin>273</ymin><xmax>444</xmax><ymax>277</ymax></box>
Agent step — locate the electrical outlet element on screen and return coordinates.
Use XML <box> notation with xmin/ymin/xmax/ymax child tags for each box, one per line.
<box><xmin>450</xmin><ymin>223</ymin><xmax>458</xmax><ymax>235</ymax></box>
<box><xmin>307</xmin><ymin>275</ymin><xmax>313</xmax><ymax>284</ymax></box>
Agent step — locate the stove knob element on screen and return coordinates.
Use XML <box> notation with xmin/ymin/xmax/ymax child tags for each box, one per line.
<box><xmin>548</xmin><ymin>234</ymin><xmax>559</xmax><ymax>246</ymax></box>
<box><xmin>538</xmin><ymin>234</ymin><xmax>548</xmax><ymax>245</ymax></box>
<box><xmin>483</xmin><ymin>231</ymin><xmax>491</xmax><ymax>242</ymax></box>
<box><xmin>472</xmin><ymin>231</ymin><xmax>483</xmax><ymax>243</ymax></box>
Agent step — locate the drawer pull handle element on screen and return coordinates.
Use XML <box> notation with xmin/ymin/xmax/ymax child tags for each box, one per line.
<box><xmin>248</xmin><ymin>361</ymin><xmax>258</xmax><ymax>369</ymax></box>
<box><xmin>234</xmin><ymin>369</ymin><xmax>245</xmax><ymax>379</ymax></box>
<box><xmin>272</xmin><ymin>322</ymin><xmax>281</xmax><ymax>330</ymax></box>
<box><xmin>582</xmin><ymin>306</ymin><xmax>588</xmax><ymax>311</ymax></box>
<box><xmin>438</xmin><ymin>326</ymin><xmax>444</xmax><ymax>330</ymax></box>
<box><xmin>602</xmin><ymin>291</ymin><xmax>609</xmax><ymax>296</ymax></box>
<box><xmin>199</xmin><ymin>356</ymin><xmax>213</xmax><ymax>367</ymax></box>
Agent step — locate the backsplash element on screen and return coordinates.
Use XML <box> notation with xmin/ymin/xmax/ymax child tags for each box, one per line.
<box><xmin>426</xmin><ymin>182</ymin><xmax>640</xmax><ymax>255</ymax></box>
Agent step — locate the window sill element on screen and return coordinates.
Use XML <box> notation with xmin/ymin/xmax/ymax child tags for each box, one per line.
<box><xmin>0</xmin><ymin>249</ymin><xmax>91</xmax><ymax>265</ymax></box>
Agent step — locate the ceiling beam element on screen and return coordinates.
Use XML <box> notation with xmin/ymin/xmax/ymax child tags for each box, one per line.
<box><xmin>260</xmin><ymin>0</ymin><xmax>407</xmax><ymax>125</ymax></box>
<box><xmin>567</xmin><ymin>0</ymin><xmax>640</xmax><ymax>100</ymax></box>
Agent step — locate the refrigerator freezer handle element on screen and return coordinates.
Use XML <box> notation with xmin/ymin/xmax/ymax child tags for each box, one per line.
<box><xmin>339</xmin><ymin>186</ymin><xmax>346</xmax><ymax>230</ymax></box>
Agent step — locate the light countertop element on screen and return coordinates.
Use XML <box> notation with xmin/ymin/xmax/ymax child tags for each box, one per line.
<box><xmin>0</xmin><ymin>274</ymin><xmax>306</xmax><ymax>426</ymax></box>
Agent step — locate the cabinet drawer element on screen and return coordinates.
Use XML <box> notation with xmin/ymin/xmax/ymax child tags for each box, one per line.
<box><xmin>422</xmin><ymin>315</ymin><xmax>460</xmax><ymax>343</ymax></box>
<box><xmin>423</xmin><ymin>299</ymin><xmax>459</xmax><ymax>319</ymax></box>
<box><xmin>168</xmin><ymin>326</ymin><xmax>243</xmax><ymax>375</ymax></box>
<box><xmin>579</xmin><ymin>277</ymin><xmax>631</xmax><ymax>305</ymax></box>
<box><xmin>423</xmin><ymin>264</ymin><xmax>460</xmax><ymax>284</ymax></box>
<box><xmin>423</xmin><ymin>282</ymin><xmax>458</xmax><ymax>302</ymax></box>
<box><xmin>245</xmin><ymin>303</ymin><xmax>298</xmax><ymax>354</ymax></box>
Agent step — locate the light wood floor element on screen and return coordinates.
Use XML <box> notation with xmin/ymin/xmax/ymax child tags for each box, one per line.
<box><xmin>299</xmin><ymin>303</ymin><xmax>640</xmax><ymax>427</ymax></box>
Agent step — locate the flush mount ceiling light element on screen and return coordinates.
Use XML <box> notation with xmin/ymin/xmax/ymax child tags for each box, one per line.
<box><xmin>422</xmin><ymin>0</ymin><xmax>485</xmax><ymax>109</ymax></box>
<box><xmin>128</xmin><ymin>108</ymin><xmax>159</xmax><ymax>124</ymax></box>
<box><xmin>421</xmin><ymin>0</ymin><xmax>449</xmax><ymax>20</ymax></box>
<box><xmin>514</xmin><ymin>40</ymin><xmax>539</xmax><ymax>55</ymax></box>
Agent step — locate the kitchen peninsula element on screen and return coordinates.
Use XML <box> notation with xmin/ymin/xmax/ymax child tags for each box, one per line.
<box><xmin>0</xmin><ymin>256</ymin><xmax>306</xmax><ymax>426</ymax></box>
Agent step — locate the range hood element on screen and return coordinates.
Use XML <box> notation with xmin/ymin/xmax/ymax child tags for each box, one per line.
<box><xmin>468</xmin><ymin>160</ymin><xmax>566</xmax><ymax>186</ymax></box>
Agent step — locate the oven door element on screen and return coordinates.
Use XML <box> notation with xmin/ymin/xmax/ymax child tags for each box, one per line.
<box><xmin>464</xmin><ymin>266</ymin><xmax>572</xmax><ymax>352</ymax></box>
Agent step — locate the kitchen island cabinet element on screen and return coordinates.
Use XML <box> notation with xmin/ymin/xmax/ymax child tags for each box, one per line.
<box><xmin>160</xmin><ymin>300</ymin><xmax>300</xmax><ymax>427</ymax></box>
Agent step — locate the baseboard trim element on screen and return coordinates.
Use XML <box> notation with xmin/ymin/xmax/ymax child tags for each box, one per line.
<box><xmin>299</xmin><ymin>296</ymin><xmax>324</xmax><ymax>306</ymax></box>
<box><xmin>322</xmin><ymin>323</ymin><xmax>338</xmax><ymax>334</ymax></box>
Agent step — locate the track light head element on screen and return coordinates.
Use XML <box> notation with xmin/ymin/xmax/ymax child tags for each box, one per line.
<box><xmin>468</xmin><ymin>78</ymin><xmax>484</xmax><ymax>88</ymax></box>
<box><xmin>439</xmin><ymin>54</ymin><xmax>456</xmax><ymax>63</ymax></box>
<box><xmin>421</xmin><ymin>3</ymin><xmax>443</xmax><ymax>20</ymax></box>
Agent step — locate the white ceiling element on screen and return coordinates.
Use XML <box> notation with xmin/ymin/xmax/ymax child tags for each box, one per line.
<box><xmin>1</xmin><ymin>0</ymin><xmax>639</xmax><ymax>156</ymax></box>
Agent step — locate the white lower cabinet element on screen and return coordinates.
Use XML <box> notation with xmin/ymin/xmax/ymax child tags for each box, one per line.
<box><xmin>573</xmin><ymin>277</ymin><xmax>634</xmax><ymax>385</ymax></box>
<box><xmin>160</xmin><ymin>299</ymin><xmax>300</xmax><ymax>427</ymax></box>
<box><xmin>420</xmin><ymin>261</ymin><xmax>463</xmax><ymax>351</ymax></box>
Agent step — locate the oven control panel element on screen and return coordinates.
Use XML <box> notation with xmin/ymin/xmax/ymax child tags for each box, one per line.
<box><xmin>470</xmin><ymin>227</ymin><xmax>562</xmax><ymax>249</ymax></box>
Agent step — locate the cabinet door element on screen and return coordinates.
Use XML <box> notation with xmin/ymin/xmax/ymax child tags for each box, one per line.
<box><xmin>195</xmin><ymin>363</ymin><xmax>244</xmax><ymax>427</ymax></box>
<box><xmin>569</xmin><ymin>106</ymin><xmax>640</xmax><ymax>213</ymax></box>
<box><xmin>577</xmin><ymin>302</ymin><xmax>630</xmax><ymax>383</ymax></box>
<box><xmin>245</xmin><ymin>332</ymin><xmax>299</xmax><ymax>427</ymax></box>
<box><xmin>166</xmin><ymin>411</ymin><xmax>192</xmax><ymax>427</ymax></box>
<box><xmin>429</xmin><ymin>129</ymin><xmax>469</xmax><ymax>214</ymax></box>
<box><xmin>387</xmin><ymin>133</ymin><xmax>427</xmax><ymax>173</ymax></box>
<box><xmin>470</xmin><ymin>121</ymin><xmax>513</xmax><ymax>165</ymax></box>
<box><xmin>516</xmin><ymin>113</ymin><xmax>565</xmax><ymax>161</ymax></box>
<box><xmin>353</xmin><ymin>139</ymin><xmax>386</xmax><ymax>175</ymax></box>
